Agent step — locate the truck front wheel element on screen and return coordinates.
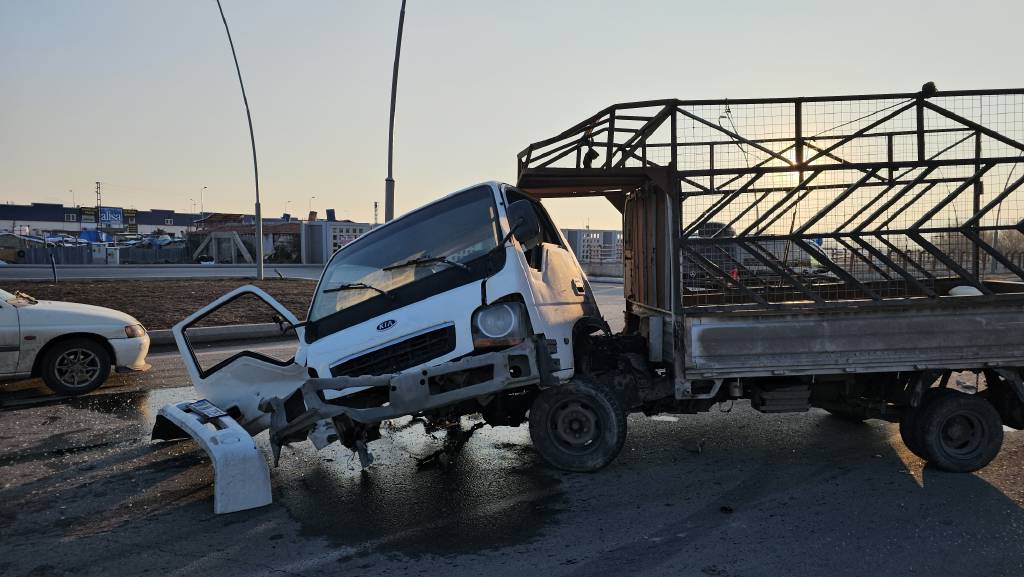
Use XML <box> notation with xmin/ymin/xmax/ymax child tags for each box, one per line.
<box><xmin>917</xmin><ymin>390</ymin><xmax>1003</xmax><ymax>472</ymax></box>
<box><xmin>529</xmin><ymin>380</ymin><xmax>627</xmax><ymax>472</ymax></box>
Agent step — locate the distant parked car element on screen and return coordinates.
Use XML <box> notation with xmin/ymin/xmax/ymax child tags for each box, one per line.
<box><xmin>196</xmin><ymin>254</ymin><xmax>215</xmax><ymax>265</ymax></box>
<box><xmin>0</xmin><ymin>289</ymin><xmax>151</xmax><ymax>395</ymax></box>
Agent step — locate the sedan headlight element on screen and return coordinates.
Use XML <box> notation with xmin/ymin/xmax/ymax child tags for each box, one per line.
<box><xmin>472</xmin><ymin>302</ymin><xmax>528</xmax><ymax>348</ymax></box>
<box><xmin>124</xmin><ymin>324</ymin><xmax>147</xmax><ymax>338</ymax></box>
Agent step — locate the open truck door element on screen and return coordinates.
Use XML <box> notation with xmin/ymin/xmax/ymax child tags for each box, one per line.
<box><xmin>152</xmin><ymin>285</ymin><xmax>307</xmax><ymax>514</ymax></box>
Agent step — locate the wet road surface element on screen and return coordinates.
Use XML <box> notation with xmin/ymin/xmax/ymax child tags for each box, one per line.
<box><xmin>3</xmin><ymin>282</ymin><xmax>1024</xmax><ymax>576</ymax></box>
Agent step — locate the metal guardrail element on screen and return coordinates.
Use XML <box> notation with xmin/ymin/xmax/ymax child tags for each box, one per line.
<box><xmin>518</xmin><ymin>87</ymin><xmax>1024</xmax><ymax>310</ymax></box>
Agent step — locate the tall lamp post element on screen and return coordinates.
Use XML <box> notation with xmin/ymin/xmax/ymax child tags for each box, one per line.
<box><xmin>215</xmin><ymin>0</ymin><xmax>264</xmax><ymax>280</ymax></box>
<box><xmin>384</xmin><ymin>0</ymin><xmax>407</xmax><ymax>223</ymax></box>
<box><xmin>200</xmin><ymin>186</ymin><xmax>207</xmax><ymax>216</ymax></box>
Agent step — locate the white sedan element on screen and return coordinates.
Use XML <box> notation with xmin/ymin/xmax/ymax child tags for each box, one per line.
<box><xmin>0</xmin><ymin>288</ymin><xmax>151</xmax><ymax>395</ymax></box>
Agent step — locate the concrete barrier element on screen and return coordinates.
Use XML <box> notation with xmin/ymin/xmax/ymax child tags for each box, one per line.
<box><xmin>148</xmin><ymin>322</ymin><xmax>285</xmax><ymax>346</ymax></box>
<box><xmin>588</xmin><ymin>276</ymin><xmax>624</xmax><ymax>285</ymax></box>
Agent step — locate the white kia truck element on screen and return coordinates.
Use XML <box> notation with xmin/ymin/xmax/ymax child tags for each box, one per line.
<box><xmin>157</xmin><ymin>86</ymin><xmax>1024</xmax><ymax>517</ymax></box>
<box><xmin>153</xmin><ymin>182</ymin><xmax>607</xmax><ymax>513</ymax></box>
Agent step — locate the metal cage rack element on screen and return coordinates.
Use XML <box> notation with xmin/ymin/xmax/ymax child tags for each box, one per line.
<box><xmin>518</xmin><ymin>86</ymin><xmax>1024</xmax><ymax>312</ymax></box>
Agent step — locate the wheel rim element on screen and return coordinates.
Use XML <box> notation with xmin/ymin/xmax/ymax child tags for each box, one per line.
<box><xmin>550</xmin><ymin>399</ymin><xmax>602</xmax><ymax>455</ymax></box>
<box><xmin>938</xmin><ymin>412</ymin><xmax>986</xmax><ymax>459</ymax></box>
<box><xmin>54</xmin><ymin>348</ymin><xmax>101</xmax><ymax>388</ymax></box>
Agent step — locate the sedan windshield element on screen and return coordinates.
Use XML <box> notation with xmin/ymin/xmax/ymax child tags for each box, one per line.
<box><xmin>309</xmin><ymin>185</ymin><xmax>500</xmax><ymax>322</ymax></box>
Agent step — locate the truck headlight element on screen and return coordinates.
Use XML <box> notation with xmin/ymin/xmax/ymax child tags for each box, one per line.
<box><xmin>472</xmin><ymin>302</ymin><xmax>528</xmax><ymax>348</ymax></box>
<box><xmin>124</xmin><ymin>324</ymin><xmax>147</xmax><ymax>338</ymax></box>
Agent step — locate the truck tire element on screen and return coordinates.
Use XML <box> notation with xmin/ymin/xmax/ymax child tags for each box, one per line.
<box><xmin>40</xmin><ymin>337</ymin><xmax>111</xmax><ymax>396</ymax></box>
<box><xmin>916</xmin><ymin>390</ymin><xmax>1003</xmax><ymax>473</ymax></box>
<box><xmin>529</xmin><ymin>379</ymin><xmax>627</xmax><ymax>472</ymax></box>
<box><xmin>899</xmin><ymin>388</ymin><xmax>956</xmax><ymax>458</ymax></box>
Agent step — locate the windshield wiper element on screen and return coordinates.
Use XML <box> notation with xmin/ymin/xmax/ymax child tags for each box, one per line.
<box><xmin>382</xmin><ymin>253</ymin><xmax>470</xmax><ymax>272</ymax></box>
<box><xmin>14</xmin><ymin>291</ymin><xmax>37</xmax><ymax>304</ymax></box>
<box><xmin>321</xmin><ymin>282</ymin><xmax>391</xmax><ymax>297</ymax></box>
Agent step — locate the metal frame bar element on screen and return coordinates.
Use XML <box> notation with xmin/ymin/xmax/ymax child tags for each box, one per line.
<box><xmin>517</xmin><ymin>88</ymin><xmax>1024</xmax><ymax>313</ymax></box>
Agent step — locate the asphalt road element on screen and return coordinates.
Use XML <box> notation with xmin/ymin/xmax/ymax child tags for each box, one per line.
<box><xmin>3</xmin><ymin>283</ymin><xmax>1024</xmax><ymax>577</ymax></box>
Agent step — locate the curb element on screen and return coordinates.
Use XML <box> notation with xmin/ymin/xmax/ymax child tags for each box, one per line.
<box><xmin>588</xmin><ymin>276</ymin><xmax>624</xmax><ymax>285</ymax></box>
<box><xmin>148</xmin><ymin>322</ymin><xmax>283</xmax><ymax>347</ymax></box>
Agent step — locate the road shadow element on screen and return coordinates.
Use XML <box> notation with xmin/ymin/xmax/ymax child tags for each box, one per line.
<box><xmin>3</xmin><ymin>398</ymin><xmax>1024</xmax><ymax>577</ymax></box>
<box><xmin>555</xmin><ymin>408</ymin><xmax>1024</xmax><ymax>577</ymax></box>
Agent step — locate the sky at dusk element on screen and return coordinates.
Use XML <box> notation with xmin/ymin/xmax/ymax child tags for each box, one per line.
<box><xmin>2</xmin><ymin>0</ymin><xmax>1023</xmax><ymax>229</ymax></box>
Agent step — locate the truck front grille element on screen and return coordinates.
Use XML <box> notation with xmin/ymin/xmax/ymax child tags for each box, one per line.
<box><xmin>330</xmin><ymin>325</ymin><xmax>457</xmax><ymax>377</ymax></box>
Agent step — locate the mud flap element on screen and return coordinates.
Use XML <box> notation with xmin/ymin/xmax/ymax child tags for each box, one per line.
<box><xmin>154</xmin><ymin>401</ymin><xmax>272</xmax><ymax>514</ymax></box>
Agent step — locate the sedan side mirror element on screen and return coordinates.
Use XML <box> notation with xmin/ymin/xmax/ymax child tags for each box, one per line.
<box><xmin>506</xmin><ymin>199</ymin><xmax>542</xmax><ymax>251</ymax></box>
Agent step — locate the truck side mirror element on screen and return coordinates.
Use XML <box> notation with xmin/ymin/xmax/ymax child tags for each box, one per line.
<box><xmin>506</xmin><ymin>199</ymin><xmax>542</xmax><ymax>250</ymax></box>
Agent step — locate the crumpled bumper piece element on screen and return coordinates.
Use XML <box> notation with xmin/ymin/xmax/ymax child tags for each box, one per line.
<box><xmin>152</xmin><ymin>401</ymin><xmax>272</xmax><ymax>514</ymax></box>
<box><xmin>262</xmin><ymin>339</ymin><xmax>551</xmax><ymax>456</ymax></box>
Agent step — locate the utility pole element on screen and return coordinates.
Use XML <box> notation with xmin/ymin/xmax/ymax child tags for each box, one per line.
<box><xmin>384</xmin><ymin>0</ymin><xmax>407</xmax><ymax>223</ymax></box>
<box><xmin>73</xmin><ymin>190</ymin><xmax>80</xmax><ymax>233</ymax></box>
<box><xmin>216</xmin><ymin>0</ymin><xmax>263</xmax><ymax>280</ymax></box>
<box><xmin>95</xmin><ymin>181</ymin><xmax>102</xmax><ymax>233</ymax></box>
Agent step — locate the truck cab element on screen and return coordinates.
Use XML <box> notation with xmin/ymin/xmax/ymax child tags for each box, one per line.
<box><xmin>302</xmin><ymin>181</ymin><xmax>600</xmax><ymax>384</ymax></box>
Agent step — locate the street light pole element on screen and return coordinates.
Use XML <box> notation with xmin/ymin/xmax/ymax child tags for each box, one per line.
<box><xmin>384</xmin><ymin>0</ymin><xmax>407</xmax><ymax>223</ymax></box>
<box><xmin>215</xmin><ymin>0</ymin><xmax>264</xmax><ymax>280</ymax></box>
<box><xmin>200</xmin><ymin>186</ymin><xmax>207</xmax><ymax>216</ymax></box>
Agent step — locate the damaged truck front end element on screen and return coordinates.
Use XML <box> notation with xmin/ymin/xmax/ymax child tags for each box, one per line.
<box><xmin>153</xmin><ymin>182</ymin><xmax>601</xmax><ymax>513</ymax></box>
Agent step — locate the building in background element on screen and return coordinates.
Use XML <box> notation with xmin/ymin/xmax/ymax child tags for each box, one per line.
<box><xmin>191</xmin><ymin>213</ymin><xmax>303</xmax><ymax>264</ymax></box>
<box><xmin>561</xmin><ymin>227</ymin><xmax>624</xmax><ymax>278</ymax></box>
<box><xmin>561</xmin><ymin>228</ymin><xmax>623</xmax><ymax>263</ymax></box>
<box><xmin>301</xmin><ymin>211</ymin><xmax>373</xmax><ymax>264</ymax></box>
<box><xmin>0</xmin><ymin>202</ymin><xmax>196</xmax><ymax>237</ymax></box>
<box><xmin>0</xmin><ymin>200</ymin><xmax>375</xmax><ymax>265</ymax></box>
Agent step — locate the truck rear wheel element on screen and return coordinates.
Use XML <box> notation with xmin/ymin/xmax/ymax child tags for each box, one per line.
<box><xmin>529</xmin><ymin>379</ymin><xmax>626</xmax><ymax>472</ymax></box>
<box><xmin>917</xmin><ymin>390</ymin><xmax>1003</xmax><ymax>473</ymax></box>
<box><xmin>899</xmin><ymin>388</ymin><xmax>956</xmax><ymax>458</ymax></box>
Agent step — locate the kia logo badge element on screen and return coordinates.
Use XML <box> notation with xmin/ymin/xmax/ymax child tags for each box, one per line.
<box><xmin>376</xmin><ymin>319</ymin><xmax>397</xmax><ymax>331</ymax></box>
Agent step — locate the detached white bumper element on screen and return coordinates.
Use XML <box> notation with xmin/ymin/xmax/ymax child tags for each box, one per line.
<box><xmin>153</xmin><ymin>400</ymin><xmax>272</xmax><ymax>514</ymax></box>
<box><xmin>111</xmin><ymin>334</ymin><xmax>151</xmax><ymax>372</ymax></box>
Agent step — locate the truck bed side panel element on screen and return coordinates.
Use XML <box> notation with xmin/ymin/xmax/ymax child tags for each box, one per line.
<box><xmin>685</xmin><ymin>301</ymin><xmax>1024</xmax><ymax>378</ymax></box>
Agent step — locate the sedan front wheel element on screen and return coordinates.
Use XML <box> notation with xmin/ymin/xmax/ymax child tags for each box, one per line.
<box><xmin>40</xmin><ymin>338</ymin><xmax>111</xmax><ymax>396</ymax></box>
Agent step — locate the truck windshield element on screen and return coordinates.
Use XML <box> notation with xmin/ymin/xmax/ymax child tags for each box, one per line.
<box><xmin>309</xmin><ymin>185</ymin><xmax>501</xmax><ymax>322</ymax></box>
